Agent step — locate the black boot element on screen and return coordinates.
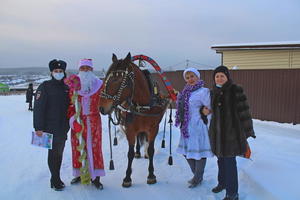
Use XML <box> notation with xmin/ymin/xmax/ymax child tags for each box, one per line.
<box><xmin>70</xmin><ymin>176</ymin><xmax>81</xmax><ymax>184</ymax></box>
<box><xmin>212</xmin><ymin>184</ymin><xmax>225</xmax><ymax>193</ymax></box>
<box><xmin>92</xmin><ymin>177</ymin><xmax>103</xmax><ymax>190</ymax></box>
<box><xmin>58</xmin><ymin>179</ymin><xmax>65</xmax><ymax>188</ymax></box>
<box><xmin>188</xmin><ymin>179</ymin><xmax>201</xmax><ymax>188</ymax></box>
<box><xmin>223</xmin><ymin>194</ymin><xmax>239</xmax><ymax>200</ymax></box>
<box><xmin>50</xmin><ymin>179</ymin><xmax>64</xmax><ymax>191</ymax></box>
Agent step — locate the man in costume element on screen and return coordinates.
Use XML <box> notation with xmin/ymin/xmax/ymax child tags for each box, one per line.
<box><xmin>68</xmin><ymin>59</ymin><xmax>105</xmax><ymax>189</ymax></box>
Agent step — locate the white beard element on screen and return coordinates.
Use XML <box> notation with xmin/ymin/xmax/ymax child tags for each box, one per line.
<box><xmin>78</xmin><ymin>71</ymin><xmax>98</xmax><ymax>93</ymax></box>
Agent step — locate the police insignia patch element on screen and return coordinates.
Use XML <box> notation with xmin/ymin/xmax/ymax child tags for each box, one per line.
<box><xmin>36</xmin><ymin>91</ymin><xmax>41</xmax><ymax>100</ymax></box>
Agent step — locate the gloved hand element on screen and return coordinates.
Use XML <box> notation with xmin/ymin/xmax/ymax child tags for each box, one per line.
<box><xmin>200</xmin><ymin>106</ymin><xmax>208</xmax><ymax>125</ymax></box>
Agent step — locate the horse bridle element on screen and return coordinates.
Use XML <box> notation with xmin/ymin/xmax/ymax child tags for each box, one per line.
<box><xmin>100</xmin><ymin>64</ymin><xmax>136</xmax><ymax>124</ymax></box>
<box><xmin>101</xmin><ymin>63</ymin><xmax>168</xmax><ymax>125</ymax></box>
<box><xmin>101</xmin><ymin>66</ymin><xmax>135</xmax><ymax>105</ymax></box>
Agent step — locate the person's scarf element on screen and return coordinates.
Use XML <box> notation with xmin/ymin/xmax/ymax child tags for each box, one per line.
<box><xmin>175</xmin><ymin>80</ymin><xmax>204</xmax><ymax>138</ymax></box>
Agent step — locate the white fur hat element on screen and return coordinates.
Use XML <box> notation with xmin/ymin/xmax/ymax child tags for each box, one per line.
<box><xmin>183</xmin><ymin>67</ymin><xmax>200</xmax><ymax>81</ymax></box>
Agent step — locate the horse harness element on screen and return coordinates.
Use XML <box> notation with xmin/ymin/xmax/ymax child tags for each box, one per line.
<box><xmin>100</xmin><ymin>63</ymin><xmax>169</xmax><ymax>125</ymax></box>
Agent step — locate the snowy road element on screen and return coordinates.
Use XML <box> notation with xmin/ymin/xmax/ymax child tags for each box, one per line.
<box><xmin>0</xmin><ymin>95</ymin><xmax>299</xmax><ymax>200</ymax></box>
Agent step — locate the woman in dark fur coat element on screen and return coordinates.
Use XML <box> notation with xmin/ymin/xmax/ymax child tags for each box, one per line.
<box><xmin>202</xmin><ymin>66</ymin><xmax>256</xmax><ymax>200</ymax></box>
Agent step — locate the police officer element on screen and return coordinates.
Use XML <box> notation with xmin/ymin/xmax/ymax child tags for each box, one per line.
<box><xmin>33</xmin><ymin>59</ymin><xmax>70</xmax><ymax>191</ymax></box>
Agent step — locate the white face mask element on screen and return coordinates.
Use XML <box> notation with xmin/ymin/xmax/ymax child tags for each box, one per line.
<box><xmin>52</xmin><ymin>72</ymin><xmax>64</xmax><ymax>80</ymax></box>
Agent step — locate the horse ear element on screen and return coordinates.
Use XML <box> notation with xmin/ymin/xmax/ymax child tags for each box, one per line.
<box><xmin>124</xmin><ymin>52</ymin><xmax>131</xmax><ymax>63</ymax></box>
<box><xmin>112</xmin><ymin>53</ymin><xmax>118</xmax><ymax>63</ymax></box>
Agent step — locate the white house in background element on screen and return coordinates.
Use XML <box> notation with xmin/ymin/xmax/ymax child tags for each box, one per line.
<box><xmin>211</xmin><ymin>41</ymin><xmax>300</xmax><ymax>69</ymax></box>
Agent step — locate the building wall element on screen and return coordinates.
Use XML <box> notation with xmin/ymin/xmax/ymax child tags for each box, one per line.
<box><xmin>291</xmin><ymin>50</ymin><xmax>300</xmax><ymax>68</ymax></box>
<box><xmin>152</xmin><ymin>69</ymin><xmax>300</xmax><ymax>124</ymax></box>
<box><xmin>221</xmin><ymin>49</ymin><xmax>300</xmax><ymax>69</ymax></box>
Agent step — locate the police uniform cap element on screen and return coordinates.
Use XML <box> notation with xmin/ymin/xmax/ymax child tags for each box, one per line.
<box><xmin>49</xmin><ymin>59</ymin><xmax>67</xmax><ymax>71</ymax></box>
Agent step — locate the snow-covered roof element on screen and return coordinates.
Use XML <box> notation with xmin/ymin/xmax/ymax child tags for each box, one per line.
<box><xmin>211</xmin><ymin>41</ymin><xmax>300</xmax><ymax>51</ymax></box>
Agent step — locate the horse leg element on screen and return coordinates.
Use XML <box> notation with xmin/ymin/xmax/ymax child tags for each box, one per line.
<box><xmin>144</xmin><ymin>140</ymin><xmax>149</xmax><ymax>159</ymax></box>
<box><xmin>122</xmin><ymin>144</ymin><xmax>135</xmax><ymax>187</ymax></box>
<box><xmin>147</xmin><ymin>140</ymin><xmax>157</xmax><ymax>184</ymax></box>
<box><xmin>135</xmin><ymin>135</ymin><xmax>141</xmax><ymax>158</ymax></box>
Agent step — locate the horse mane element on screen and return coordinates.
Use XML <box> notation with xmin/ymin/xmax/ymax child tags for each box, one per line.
<box><xmin>106</xmin><ymin>59</ymin><xmax>123</xmax><ymax>75</ymax></box>
<box><xmin>106</xmin><ymin>53</ymin><xmax>132</xmax><ymax>75</ymax></box>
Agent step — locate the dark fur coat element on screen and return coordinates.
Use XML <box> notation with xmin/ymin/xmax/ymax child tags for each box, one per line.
<box><xmin>209</xmin><ymin>80</ymin><xmax>256</xmax><ymax>157</ymax></box>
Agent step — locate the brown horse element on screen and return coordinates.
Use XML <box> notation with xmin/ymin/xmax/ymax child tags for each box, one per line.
<box><xmin>99</xmin><ymin>53</ymin><xmax>170</xmax><ymax>187</ymax></box>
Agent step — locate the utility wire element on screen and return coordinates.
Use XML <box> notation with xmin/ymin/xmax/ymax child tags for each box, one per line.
<box><xmin>166</xmin><ymin>59</ymin><xmax>214</xmax><ymax>70</ymax></box>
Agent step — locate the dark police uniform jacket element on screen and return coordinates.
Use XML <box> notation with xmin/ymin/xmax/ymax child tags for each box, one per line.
<box><xmin>33</xmin><ymin>78</ymin><xmax>70</xmax><ymax>140</ymax></box>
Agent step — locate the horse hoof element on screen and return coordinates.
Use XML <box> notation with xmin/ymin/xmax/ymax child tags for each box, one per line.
<box><xmin>122</xmin><ymin>181</ymin><xmax>132</xmax><ymax>188</ymax></box>
<box><xmin>147</xmin><ymin>178</ymin><xmax>157</xmax><ymax>184</ymax></box>
<box><xmin>134</xmin><ymin>153</ymin><xmax>141</xmax><ymax>158</ymax></box>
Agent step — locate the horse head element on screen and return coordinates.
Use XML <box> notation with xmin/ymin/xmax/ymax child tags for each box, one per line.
<box><xmin>99</xmin><ymin>52</ymin><xmax>135</xmax><ymax>115</ymax></box>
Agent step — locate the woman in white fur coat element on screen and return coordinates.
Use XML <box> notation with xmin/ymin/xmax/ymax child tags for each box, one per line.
<box><xmin>175</xmin><ymin>67</ymin><xmax>214</xmax><ymax>188</ymax></box>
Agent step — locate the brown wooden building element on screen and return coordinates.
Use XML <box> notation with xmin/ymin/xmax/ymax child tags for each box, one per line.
<box><xmin>153</xmin><ymin>69</ymin><xmax>300</xmax><ymax>124</ymax></box>
<box><xmin>211</xmin><ymin>41</ymin><xmax>300</xmax><ymax>69</ymax></box>
<box><xmin>152</xmin><ymin>42</ymin><xmax>300</xmax><ymax>124</ymax></box>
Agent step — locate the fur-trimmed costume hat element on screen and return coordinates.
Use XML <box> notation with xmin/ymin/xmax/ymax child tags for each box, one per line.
<box><xmin>78</xmin><ymin>59</ymin><xmax>93</xmax><ymax>69</ymax></box>
<box><xmin>183</xmin><ymin>67</ymin><xmax>200</xmax><ymax>81</ymax></box>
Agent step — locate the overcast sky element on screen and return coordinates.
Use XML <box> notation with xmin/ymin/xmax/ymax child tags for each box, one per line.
<box><xmin>1</xmin><ymin>0</ymin><xmax>300</xmax><ymax>70</ymax></box>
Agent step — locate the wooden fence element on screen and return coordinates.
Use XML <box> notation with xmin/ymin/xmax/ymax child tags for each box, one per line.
<box><xmin>152</xmin><ymin>69</ymin><xmax>300</xmax><ymax>124</ymax></box>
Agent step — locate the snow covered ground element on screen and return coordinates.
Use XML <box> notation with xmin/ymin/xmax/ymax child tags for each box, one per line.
<box><xmin>0</xmin><ymin>95</ymin><xmax>299</xmax><ymax>200</ymax></box>
<box><xmin>0</xmin><ymin>74</ymin><xmax>49</xmax><ymax>88</ymax></box>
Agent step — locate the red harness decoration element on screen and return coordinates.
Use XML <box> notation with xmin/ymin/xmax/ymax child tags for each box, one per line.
<box><xmin>131</xmin><ymin>55</ymin><xmax>177</xmax><ymax>101</ymax></box>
